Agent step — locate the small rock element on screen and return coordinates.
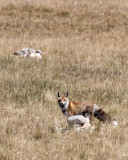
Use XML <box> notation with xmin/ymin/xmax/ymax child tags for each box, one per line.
<box><xmin>67</xmin><ymin>115</ymin><xmax>87</xmax><ymax>125</ymax></box>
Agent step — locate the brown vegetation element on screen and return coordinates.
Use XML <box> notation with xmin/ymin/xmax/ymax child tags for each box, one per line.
<box><xmin>0</xmin><ymin>0</ymin><xmax>128</xmax><ymax>159</ymax></box>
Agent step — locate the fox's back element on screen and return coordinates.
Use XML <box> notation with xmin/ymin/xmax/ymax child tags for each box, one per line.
<box><xmin>68</xmin><ymin>101</ymin><xmax>94</xmax><ymax>115</ymax></box>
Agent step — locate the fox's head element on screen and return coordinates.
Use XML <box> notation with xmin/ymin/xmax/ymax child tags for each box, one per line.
<box><xmin>57</xmin><ymin>92</ymin><xmax>69</xmax><ymax>116</ymax></box>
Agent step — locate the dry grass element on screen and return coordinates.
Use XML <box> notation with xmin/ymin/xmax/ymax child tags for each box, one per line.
<box><xmin>0</xmin><ymin>0</ymin><xmax>128</xmax><ymax>159</ymax></box>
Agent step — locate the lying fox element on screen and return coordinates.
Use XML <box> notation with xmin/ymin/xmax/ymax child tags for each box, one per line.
<box><xmin>57</xmin><ymin>92</ymin><xmax>118</xmax><ymax>127</ymax></box>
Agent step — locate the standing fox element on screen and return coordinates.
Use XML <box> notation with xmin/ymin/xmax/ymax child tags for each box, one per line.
<box><xmin>57</xmin><ymin>92</ymin><xmax>118</xmax><ymax>127</ymax></box>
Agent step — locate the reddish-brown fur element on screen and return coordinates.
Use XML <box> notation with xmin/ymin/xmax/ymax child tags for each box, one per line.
<box><xmin>68</xmin><ymin>101</ymin><xmax>94</xmax><ymax>115</ymax></box>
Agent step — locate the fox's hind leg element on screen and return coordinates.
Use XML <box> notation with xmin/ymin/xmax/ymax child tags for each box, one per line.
<box><xmin>80</xmin><ymin>117</ymin><xmax>91</xmax><ymax>130</ymax></box>
<box><xmin>90</xmin><ymin>113</ymin><xmax>95</xmax><ymax>125</ymax></box>
<box><xmin>82</xmin><ymin>110</ymin><xmax>94</xmax><ymax>125</ymax></box>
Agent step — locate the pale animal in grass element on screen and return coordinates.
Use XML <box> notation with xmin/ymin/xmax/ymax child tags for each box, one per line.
<box><xmin>14</xmin><ymin>48</ymin><xmax>42</xmax><ymax>59</ymax></box>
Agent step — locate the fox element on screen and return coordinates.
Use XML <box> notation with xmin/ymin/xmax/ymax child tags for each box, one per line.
<box><xmin>57</xmin><ymin>92</ymin><xmax>118</xmax><ymax>127</ymax></box>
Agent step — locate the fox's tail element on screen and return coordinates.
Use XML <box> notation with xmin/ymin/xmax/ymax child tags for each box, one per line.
<box><xmin>93</xmin><ymin>104</ymin><xmax>118</xmax><ymax>127</ymax></box>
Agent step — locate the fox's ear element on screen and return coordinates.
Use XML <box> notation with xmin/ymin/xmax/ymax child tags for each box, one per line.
<box><xmin>65</xmin><ymin>92</ymin><xmax>68</xmax><ymax>97</ymax></box>
<box><xmin>58</xmin><ymin>92</ymin><xmax>61</xmax><ymax>97</ymax></box>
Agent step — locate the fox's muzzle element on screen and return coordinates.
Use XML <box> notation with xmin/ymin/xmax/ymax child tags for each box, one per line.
<box><xmin>58</xmin><ymin>102</ymin><xmax>65</xmax><ymax>108</ymax></box>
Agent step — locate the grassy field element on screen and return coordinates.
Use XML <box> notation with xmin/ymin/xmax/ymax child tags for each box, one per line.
<box><xmin>0</xmin><ymin>0</ymin><xmax>128</xmax><ymax>159</ymax></box>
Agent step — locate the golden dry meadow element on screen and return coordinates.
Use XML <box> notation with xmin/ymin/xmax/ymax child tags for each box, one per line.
<box><xmin>0</xmin><ymin>0</ymin><xmax>128</xmax><ymax>159</ymax></box>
